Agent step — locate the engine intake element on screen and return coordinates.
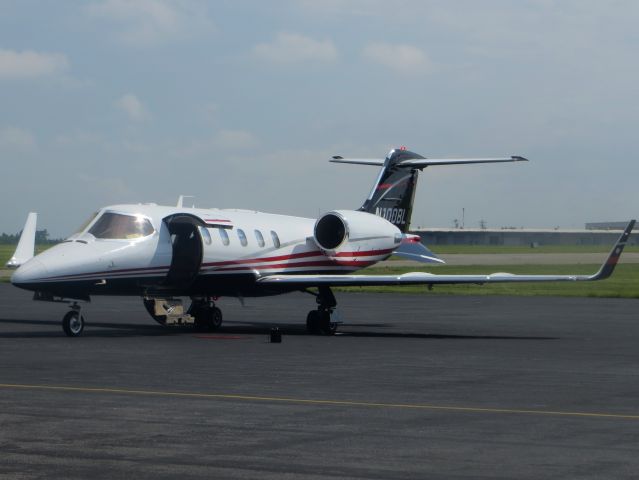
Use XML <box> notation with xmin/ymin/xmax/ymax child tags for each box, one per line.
<box><xmin>314</xmin><ymin>213</ymin><xmax>347</xmax><ymax>250</ymax></box>
<box><xmin>313</xmin><ymin>210</ymin><xmax>401</xmax><ymax>256</ymax></box>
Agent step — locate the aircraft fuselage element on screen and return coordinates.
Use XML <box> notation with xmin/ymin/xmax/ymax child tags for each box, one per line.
<box><xmin>11</xmin><ymin>204</ymin><xmax>399</xmax><ymax>300</ymax></box>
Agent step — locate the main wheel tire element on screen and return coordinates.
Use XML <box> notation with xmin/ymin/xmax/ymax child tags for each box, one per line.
<box><xmin>211</xmin><ymin>307</ymin><xmax>223</xmax><ymax>329</ymax></box>
<box><xmin>62</xmin><ymin>311</ymin><xmax>85</xmax><ymax>337</ymax></box>
<box><xmin>193</xmin><ymin>305</ymin><xmax>223</xmax><ymax>331</ymax></box>
<box><xmin>306</xmin><ymin>310</ymin><xmax>321</xmax><ymax>335</ymax></box>
<box><xmin>319</xmin><ymin>310</ymin><xmax>337</xmax><ymax>336</ymax></box>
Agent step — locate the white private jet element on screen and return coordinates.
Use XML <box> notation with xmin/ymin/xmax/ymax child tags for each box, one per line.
<box><xmin>8</xmin><ymin>147</ymin><xmax>635</xmax><ymax>337</ymax></box>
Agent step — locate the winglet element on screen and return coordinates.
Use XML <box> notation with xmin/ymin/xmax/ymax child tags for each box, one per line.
<box><xmin>589</xmin><ymin>219</ymin><xmax>635</xmax><ymax>280</ymax></box>
<box><xmin>6</xmin><ymin>212</ymin><xmax>37</xmax><ymax>269</ymax></box>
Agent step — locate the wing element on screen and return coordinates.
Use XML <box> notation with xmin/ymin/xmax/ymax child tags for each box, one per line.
<box><xmin>257</xmin><ymin>221</ymin><xmax>635</xmax><ymax>287</ymax></box>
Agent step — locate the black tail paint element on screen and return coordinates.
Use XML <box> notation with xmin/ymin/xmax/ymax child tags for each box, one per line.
<box><xmin>359</xmin><ymin>148</ymin><xmax>424</xmax><ymax>233</ymax></box>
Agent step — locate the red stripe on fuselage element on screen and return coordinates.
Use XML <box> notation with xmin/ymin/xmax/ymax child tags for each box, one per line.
<box><xmin>37</xmin><ymin>248</ymin><xmax>394</xmax><ymax>282</ymax></box>
<box><xmin>333</xmin><ymin>248</ymin><xmax>394</xmax><ymax>258</ymax></box>
<box><xmin>202</xmin><ymin>248</ymin><xmax>394</xmax><ymax>268</ymax></box>
<box><xmin>210</xmin><ymin>259</ymin><xmax>376</xmax><ymax>272</ymax></box>
<box><xmin>202</xmin><ymin>250</ymin><xmax>322</xmax><ymax>267</ymax></box>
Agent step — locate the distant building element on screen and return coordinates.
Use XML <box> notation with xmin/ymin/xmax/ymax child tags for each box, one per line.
<box><xmin>585</xmin><ymin>222</ymin><xmax>629</xmax><ymax>231</ymax></box>
<box><xmin>411</xmin><ymin>227</ymin><xmax>636</xmax><ymax>247</ymax></box>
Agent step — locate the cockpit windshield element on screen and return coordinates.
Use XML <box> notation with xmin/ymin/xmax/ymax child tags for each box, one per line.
<box><xmin>73</xmin><ymin>211</ymin><xmax>99</xmax><ymax>235</ymax></box>
<box><xmin>88</xmin><ymin>212</ymin><xmax>155</xmax><ymax>239</ymax></box>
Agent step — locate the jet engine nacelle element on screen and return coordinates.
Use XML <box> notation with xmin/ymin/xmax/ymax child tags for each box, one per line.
<box><xmin>313</xmin><ymin>210</ymin><xmax>401</xmax><ymax>256</ymax></box>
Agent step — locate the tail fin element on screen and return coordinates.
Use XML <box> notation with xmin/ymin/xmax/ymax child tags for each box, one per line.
<box><xmin>358</xmin><ymin>148</ymin><xmax>422</xmax><ymax>233</ymax></box>
<box><xmin>6</xmin><ymin>212</ymin><xmax>37</xmax><ymax>268</ymax></box>
<box><xmin>331</xmin><ymin>147</ymin><xmax>527</xmax><ymax>233</ymax></box>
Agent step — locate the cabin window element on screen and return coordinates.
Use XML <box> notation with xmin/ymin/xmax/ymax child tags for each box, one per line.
<box><xmin>199</xmin><ymin>226</ymin><xmax>212</xmax><ymax>245</ymax></box>
<box><xmin>271</xmin><ymin>230</ymin><xmax>280</xmax><ymax>249</ymax></box>
<box><xmin>254</xmin><ymin>230</ymin><xmax>265</xmax><ymax>247</ymax></box>
<box><xmin>237</xmin><ymin>229</ymin><xmax>248</xmax><ymax>247</ymax></box>
<box><xmin>88</xmin><ymin>212</ymin><xmax>154</xmax><ymax>239</ymax></box>
<box><xmin>218</xmin><ymin>228</ymin><xmax>230</xmax><ymax>246</ymax></box>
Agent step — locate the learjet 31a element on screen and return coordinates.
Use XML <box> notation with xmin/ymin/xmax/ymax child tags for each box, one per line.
<box><xmin>8</xmin><ymin>147</ymin><xmax>635</xmax><ymax>336</ymax></box>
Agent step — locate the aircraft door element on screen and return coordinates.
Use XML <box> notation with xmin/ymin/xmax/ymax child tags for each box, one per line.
<box><xmin>163</xmin><ymin>214</ymin><xmax>204</xmax><ymax>288</ymax></box>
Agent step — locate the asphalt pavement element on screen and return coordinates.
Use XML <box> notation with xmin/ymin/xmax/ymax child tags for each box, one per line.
<box><xmin>1</xmin><ymin>284</ymin><xmax>639</xmax><ymax>479</ymax></box>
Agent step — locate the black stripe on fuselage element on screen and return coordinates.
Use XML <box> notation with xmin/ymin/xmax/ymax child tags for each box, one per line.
<box><xmin>12</xmin><ymin>270</ymin><xmax>352</xmax><ymax>299</ymax></box>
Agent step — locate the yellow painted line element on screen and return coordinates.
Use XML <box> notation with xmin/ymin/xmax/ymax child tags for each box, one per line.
<box><xmin>1</xmin><ymin>382</ymin><xmax>638</xmax><ymax>420</ymax></box>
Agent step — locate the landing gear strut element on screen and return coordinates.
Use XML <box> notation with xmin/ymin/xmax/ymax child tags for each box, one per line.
<box><xmin>62</xmin><ymin>303</ymin><xmax>85</xmax><ymax>337</ymax></box>
<box><xmin>142</xmin><ymin>296</ymin><xmax>223</xmax><ymax>330</ymax></box>
<box><xmin>306</xmin><ymin>286</ymin><xmax>338</xmax><ymax>335</ymax></box>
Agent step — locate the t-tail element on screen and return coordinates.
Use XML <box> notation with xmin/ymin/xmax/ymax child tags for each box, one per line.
<box><xmin>331</xmin><ymin>147</ymin><xmax>528</xmax><ymax>233</ymax></box>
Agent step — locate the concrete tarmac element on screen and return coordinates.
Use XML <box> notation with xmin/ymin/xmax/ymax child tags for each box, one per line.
<box><xmin>1</xmin><ymin>284</ymin><xmax>639</xmax><ymax>479</ymax></box>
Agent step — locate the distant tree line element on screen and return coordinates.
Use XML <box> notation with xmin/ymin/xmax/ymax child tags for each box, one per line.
<box><xmin>0</xmin><ymin>229</ymin><xmax>61</xmax><ymax>245</ymax></box>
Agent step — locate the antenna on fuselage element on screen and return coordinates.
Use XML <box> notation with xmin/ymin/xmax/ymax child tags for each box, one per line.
<box><xmin>176</xmin><ymin>195</ymin><xmax>195</xmax><ymax>208</ymax></box>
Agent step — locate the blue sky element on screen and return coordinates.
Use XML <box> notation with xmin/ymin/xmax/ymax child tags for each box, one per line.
<box><xmin>1</xmin><ymin>0</ymin><xmax>638</xmax><ymax>237</ymax></box>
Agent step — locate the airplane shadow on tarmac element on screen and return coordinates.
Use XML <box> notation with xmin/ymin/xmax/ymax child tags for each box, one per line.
<box><xmin>0</xmin><ymin>317</ymin><xmax>170</xmax><ymax>338</ymax></box>
<box><xmin>0</xmin><ymin>317</ymin><xmax>558</xmax><ymax>341</ymax></box>
<box><xmin>226</xmin><ymin>321</ymin><xmax>558</xmax><ymax>341</ymax></box>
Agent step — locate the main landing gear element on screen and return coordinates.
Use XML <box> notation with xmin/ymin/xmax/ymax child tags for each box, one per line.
<box><xmin>142</xmin><ymin>297</ymin><xmax>223</xmax><ymax>331</ymax></box>
<box><xmin>189</xmin><ymin>298</ymin><xmax>223</xmax><ymax>331</ymax></box>
<box><xmin>306</xmin><ymin>286</ymin><xmax>339</xmax><ymax>335</ymax></box>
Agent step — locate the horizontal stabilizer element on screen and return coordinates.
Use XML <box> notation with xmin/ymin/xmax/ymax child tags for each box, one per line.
<box><xmin>394</xmin><ymin>235</ymin><xmax>444</xmax><ymax>264</ymax></box>
<box><xmin>330</xmin><ymin>155</ymin><xmax>527</xmax><ymax>169</ymax></box>
<box><xmin>399</xmin><ymin>156</ymin><xmax>528</xmax><ymax>168</ymax></box>
<box><xmin>6</xmin><ymin>212</ymin><xmax>37</xmax><ymax>269</ymax></box>
<box><xmin>330</xmin><ymin>157</ymin><xmax>385</xmax><ymax>166</ymax></box>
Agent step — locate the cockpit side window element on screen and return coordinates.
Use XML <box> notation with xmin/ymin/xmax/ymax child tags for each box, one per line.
<box><xmin>88</xmin><ymin>212</ymin><xmax>155</xmax><ymax>239</ymax></box>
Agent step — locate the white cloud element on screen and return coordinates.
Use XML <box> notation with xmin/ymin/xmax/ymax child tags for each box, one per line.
<box><xmin>0</xmin><ymin>49</ymin><xmax>68</xmax><ymax>79</ymax></box>
<box><xmin>254</xmin><ymin>32</ymin><xmax>338</xmax><ymax>63</ymax></box>
<box><xmin>169</xmin><ymin>129</ymin><xmax>258</xmax><ymax>158</ymax></box>
<box><xmin>0</xmin><ymin>127</ymin><xmax>37</xmax><ymax>152</ymax></box>
<box><xmin>115</xmin><ymin>94</ymin><xmax>149</xmax><ymax>121</ymax></box>
<box><xmin>54</xmin><ymin>131</ymin><xmax>104</xmax><ymax>148</ymax></box>
<box><xmin>296</xmin><ymin>0</ymin><xmax>389</xmax><ymax>17</ymax></box>
<box><xmin>86</xmin><ymin>0</ymin><xmax>213</xmax><ymax>46</ymax></box>
<box><xmin>75</xmin><ymin>172</ymin><xmax>134</xmax><ymax>199</ymax></box>
<box><xmin>363</xmin><ymin>43</ymin><xmax>434</xmax><ymax>74</ymax></box>
<box><xmin>212</xmin><ymin>129</ymin><xmax>258</xmax><ymax>149</ymax></box>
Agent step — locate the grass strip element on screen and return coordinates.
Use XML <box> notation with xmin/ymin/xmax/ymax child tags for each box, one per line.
<box><xmin>336</xmin><ymin>264</ymin><xmax>639</xmax><ymax>298</ymax></box>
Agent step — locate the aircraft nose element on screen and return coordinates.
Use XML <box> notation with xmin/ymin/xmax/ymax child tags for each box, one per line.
<box><xmin>11</xmin><ymin>259</ymin><xmax>48</xmax><ymax>286</ymax></box>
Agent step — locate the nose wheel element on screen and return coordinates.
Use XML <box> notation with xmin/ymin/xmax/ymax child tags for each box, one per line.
<box><xmin>62</xmin><ymin>304</ymin><xmax>85</xmax><ymax>337</ymax></box>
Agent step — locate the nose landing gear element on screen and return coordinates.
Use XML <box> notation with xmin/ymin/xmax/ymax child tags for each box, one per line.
<box><xmin>62</xmin><ymin>303</ymin><xmax>85</xmax><ymax>337</ymax></box>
